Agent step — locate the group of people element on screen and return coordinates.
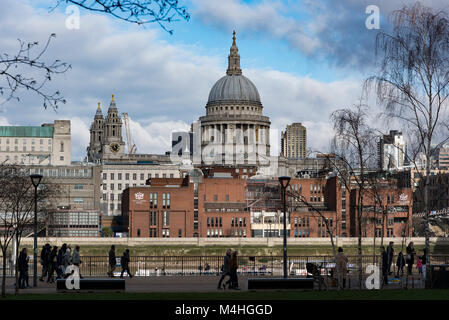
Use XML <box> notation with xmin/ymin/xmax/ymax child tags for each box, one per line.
<box><xmin>334</xmin><ymin>242</ymin><xmax>428</xmax><ymax>290</ymax></box>
<box><xmin>107</xmin><ymin>245</ymin><xmax>133</xmax><ymax>278</ymax></box>
<box><xmin>217</xmin><ymin>249</ymin><xmax>240</xmax><ymax>290</ymax></box>
<box><xmin>39</xmin><ymin>243</ymin><xmax>82</xmax><ymax>283</ymax></box>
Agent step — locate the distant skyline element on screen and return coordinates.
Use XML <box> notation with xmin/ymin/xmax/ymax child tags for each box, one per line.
<box><xmin>1</xmin><ymin>0</ymin><xmax>448</xmax><ymax>160</ymax></box>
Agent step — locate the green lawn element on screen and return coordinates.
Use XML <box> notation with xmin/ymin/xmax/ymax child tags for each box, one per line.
<box><xmin>3</xmin><ymin>290</ymin><xmax>449</xmax><ymax>300</ymax></box>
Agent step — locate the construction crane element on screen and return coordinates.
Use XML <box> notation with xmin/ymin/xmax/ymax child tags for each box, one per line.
<box><xmin>122</xmin><ymin>112</ymin><xmax>137</xmax><ymax>154</ymax></box>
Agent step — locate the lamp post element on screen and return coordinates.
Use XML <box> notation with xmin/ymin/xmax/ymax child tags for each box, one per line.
<box><xmin>30</xmin><ymin>174</ymin><xmax>43</xmax><ymax>287</ymax></box>
<box><xmin>278</xmin><ymin>176</ymin><xmax>291</xmax><ymax>279</ymax></box>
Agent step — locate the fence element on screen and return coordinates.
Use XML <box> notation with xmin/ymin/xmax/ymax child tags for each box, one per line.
<box><xmin>2</xmin><ymin>254</ymin><xmax>448</xmax><ymax>279</ymax></box>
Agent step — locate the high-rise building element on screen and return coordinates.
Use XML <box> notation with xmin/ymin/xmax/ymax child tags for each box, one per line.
<box><xmin>435</xmin><ymin>144</ymin><xmax>449</xmax><ymax>169</ymax></box>
<box><xmin>378</xmin><ymin>130</ymin><xmax>406</xmax><ymax>170</ymax></box>
<box><xmin>0</xmin><ymin>120</ymin><xmax>71</xmax><ymax>165</ymax></box>
<box><xmin>281</xmin><ymin>123</ymin><xmax>307</xmax><ymax>159</ymax></box>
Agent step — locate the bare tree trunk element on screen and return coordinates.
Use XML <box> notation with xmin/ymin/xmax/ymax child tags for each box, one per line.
<box><xmin>1</xmin><ymin>248</ymin><xmax>6</xmax><ymax>297</ymax></box>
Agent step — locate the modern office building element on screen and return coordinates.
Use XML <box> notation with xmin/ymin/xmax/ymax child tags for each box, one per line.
<box><xmin>281</xmin><ymin>123</ymin><xmax>307</xmax><ymax>159</ymax></box>
<box><xmin>0</xmin><ymin>120</ymin><xmax>71</xmax><ymax>165</ymax></box>
<box><xmin>378</xmin><ymin>130</ymin><xmax>406</xmax><ymax>170</ymax></box>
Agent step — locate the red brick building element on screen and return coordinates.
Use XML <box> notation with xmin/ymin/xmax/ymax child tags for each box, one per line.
<box><xmin>122</xmin><ymin>173</ymin><xmax>412</xmax><ymax>238</ymax></box>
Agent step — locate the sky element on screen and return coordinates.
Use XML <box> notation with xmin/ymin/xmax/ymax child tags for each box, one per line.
<box><xmin>1</xmin><ymin>0</ymin><xmax>448</xmax><ymax>160</ymax></box>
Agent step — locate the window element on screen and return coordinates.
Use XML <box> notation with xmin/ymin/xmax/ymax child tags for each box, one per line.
<box><xmin>163</xmin><ymin>211</ymin><xmax>169</xmax><ymax>226</ymax></box>
<box><xmin>150</xmin><ymin>211</ymin><xmax>157</xmax><ymax>225</ymax></box>
<box><xmin>214</xmin><ymin>194</ymin><xmax>218</xmax><ymax>201</ymax></box>
<box><xmin>110</xmin><ymin>203</ymin><xmax>114</xmax><ymax>210</ymax></box>
<box><xmin>40</xmin><ymin>139</ymin><xmax>43</xmax><ymax>145</ymax></box>
<box><xmin>125</xmin><ymin>173</ymin><xmax>130</xmax><ymax>180</ymax></box>
<box><xmin>178</xmin><ymin>229</ymin><xmax>182</xmax><ymax>237</ymax></box>
<box><xmin>110</xmin><ymin>194</ymin><xmax>114</xmax><ymax>200</ymax></box>
<box><xmin>60</xmin><ymin>156</ymin><xmax>64</xmax><ymax>161</ymax></box>
<box><xmin>110</xmin><ymin>173</ymin><xmax>114</xmax><ymax>180</ymax></box>
<box><xmin>225</xmin><ymin>194</ymin><xmax>229</xmax><ymax>201</ymax></box>
<box><xmin>118</xmin><ymin>173</ymin><xmax>122</xmax><ymax>180</ymax></box>
<box><xmin>102</xmin><ymin>194</ymin><xmax>106</xmax><ymax>201</ymax></box>
<box><xmin>110</xmin><ymin>184</ymin><xmax>114</xmax><ymax>190</ymax></box>
<box><xmin>140</xmin><ymin>173</ymin><xmax>144</xmax><ymax>180</ymax></box>
<box><xmin>163</xmin><ymin>173</ymin><xmax>167</xmax><ymax>178</ymax></box>
<box><xmin>74</xmin><ymin>184</ymin><xmax>84</xmax><ymax>190</ymax></box>
<box><xmin>103</xmin><ymin>173</ymin><xmax>107</xmax><ymax>180</ymax></box>
<box><xmin>103</xmin><ymin>184</ymin><xmax>107</xmax><ymax>191</ymax></box>
<box><xmin>137</xmin><ymin>229</ymin><xmax>141</xmax><ymax>237</ymax></box>
<box><xmin>118</xmin><ymin>183</ymin><xmax>122</xmax><ymax>190</ymax></box>
<box><xmin>133</xmin><ymin>173</ymin><xmax>137</xmax><ymax>180</ymax></box>
<box><xmin>170</xmin><ymin>174</ymin><xmax>174</xmax><ymax>178</ymax></box>
<box><xmin>73</xmin><ymin>198</ymin><xmax>83</xmax><ymax>204</ymax></box>
<box><xmin>60</xmin><ymin>142</ymin><xmax>64</xmax><ymax>152</ymax></box>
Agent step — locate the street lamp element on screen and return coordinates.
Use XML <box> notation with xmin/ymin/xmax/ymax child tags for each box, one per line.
<box><xmin>278</xmin><ymin>176</ymin><xmax>291</xmax><ymax>279</ymax></box>
<box><xmin>30</xmin><ymin>173</ymin><xmax>43</xmax><ymax>287</ymax></box>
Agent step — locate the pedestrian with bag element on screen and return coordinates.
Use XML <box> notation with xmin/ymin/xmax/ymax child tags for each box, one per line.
<box><xmin>47</xmin><ymin>246</ymin><xmax>58</xmax><ymax>283</ymax></box>
<box><xmin>386</xmin><ymin>241</ymin><xmax>395</xmax><ymax>275</ymax></box>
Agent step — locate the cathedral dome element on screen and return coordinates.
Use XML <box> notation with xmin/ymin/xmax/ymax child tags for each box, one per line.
<box><xmin>207</xmin><ymin>74</ymin><xmax>260</xmax><ymax>104</ymax></box>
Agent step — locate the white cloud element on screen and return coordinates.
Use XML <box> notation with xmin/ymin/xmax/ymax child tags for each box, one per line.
<box><xmin>0</xmin><ymin>0</ymin><xmax>366</xmax><ymax>160</ymax></box>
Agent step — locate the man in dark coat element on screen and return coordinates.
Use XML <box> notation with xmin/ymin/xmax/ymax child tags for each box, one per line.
<box><xmin>386</xmin><ymin>241</ymin><xmax>394</xmax><ymax>275</ymax></box>
<box><xmin>120</xmin><ymin>249</ymin><xmax>133</xmax><ymax>278</ymax></box>
<box><xmin>39</xmin><ymin>243</ymin><xmax>50</xmax><ymax>282</ymax></box>
<box><xmin>217</xmin><ymin>249</ymin><xmax>231</xmax><ymax>289</ymax></box>
<box><xmin>381</xmin><ymin>246</ymin><xmax>388</xmax><ymax>285</ymax></box>
<box><xmin>18</xmin><ymin>248</ymin><xmax>29</xmax><ymax>289</ymax></box>
<box><xmin>47</xmin><ymin>246</ymin><xmax>58</xmax><ymax>283</ymax></box>
<box><xmin>108</xmin><ymin>245</ymin><xmax>116</xmax><ymax>277</ymax></box>
<box><xmin>406</xmin><ymin>242</ymin><xmax>416</xmax><ymax>275</ymax></box>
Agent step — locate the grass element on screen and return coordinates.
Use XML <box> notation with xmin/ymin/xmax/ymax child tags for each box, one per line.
<box><xmin>2</xmin><ymin>290</ymin><xmax>449</xmax><ymax>300</ymax></box>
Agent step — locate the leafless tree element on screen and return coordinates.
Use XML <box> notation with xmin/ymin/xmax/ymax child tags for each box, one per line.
<box><xmin>57</xmin><ymin>0</ymin><xmax>190</xmax><ymax>33</ymax></box>
<box><xmin>330</xmin><ymin>103</ymin><xmax>378</xmax><ymax>289</ymax></box>
<box><xmin>0</xmin><ymin>165</ymin><xmax>58</xmax><ymax>296</ymax></box>
<box><xmin>367</xmin><ymin>3</ymin><xmax>449</xmax><ymax>286</ymax></box>
<box><xmin>0</xmin><ymin>34</ymin><xmax>70</xmax><ymax>110</ymax></box>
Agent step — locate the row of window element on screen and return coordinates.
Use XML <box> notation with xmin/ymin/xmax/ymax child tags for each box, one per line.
<box><xmin>231</xmin><ymin>217</ymin><xmax>246</xmax><ymax>227</ymax></box>
<box><xmin>207</xmin><ymin>217</ymin><xmax>222</xmax><ymax>227</ymax></box>
<box><xmin>0</xmin><ymin>138</ymin><xmax>52</xmax><ymax>145</ymax></box>
<box><xmin>103</xmin><ymin>172</ymin><xmax>174</xmax><ymax>181</ymax></box>
<box><xmin>293</xmin><ymin>229</ymin><xmax>310</xmax><ymax>237</ymax></box>
<box><xmin>0</xmin><ymin>145</ymin><xmax>52</xmax><ymax>152</ymax></box>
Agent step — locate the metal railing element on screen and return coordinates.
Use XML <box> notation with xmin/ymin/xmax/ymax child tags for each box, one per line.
<box><xmin>2</xmin><ymin>254</ymin><xmax>447</xmax><ymax>280</ymax></box>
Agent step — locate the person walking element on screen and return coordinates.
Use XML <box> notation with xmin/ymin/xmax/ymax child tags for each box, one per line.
<box><xmin>39</xmin><ymin>243</ymin><xmax>50</xmax><ymax>282</ymax></box>
<box><xmin>229</xmin><ymin>251</ymin><xmax>240</xmax><ymax>290</ymax></box>
<box><xmin>381</xmin><ymin>246</ymin><xmax>388</xmax><ymax>286</ymax></box>
<box><xmin>386</xmin><ymin>241</ymin><xmax>395</xmax><ymax>275</ymax></box>
<box><xmin>419</xmin><ymin>248</ymin><xmax>427</xmax><ymax>281</ymax></box>
<box><xmin>56</xmin><ymin>243</ymin><xmax>67</xmax><ymax>279</ymax></box>
<box><xmin>108</xmin><ymin>245</ymin><xmax>116</xmax><ymax>277</ymax></box>
<box><xmin>406</xmin><ymin>242</ymin><xmax>416</xmax><ymax>276</ymax></box>
<box><xmin>72</xmin><ymin>245</ymin><xmax>83</xmax><ymax>279</ymax></box>
<box><xmin>335</xmin><ymin>247</ymin><xmax>348</xmax><ymax>290</ymax></box>
<box><xmin>18</xmin><ymin>248</ymin><xmax>29</xmax><ymax>289</ymax></box>
<box><xmin>64</xmin><ymin>247</ymin><xmax>72</xmax><ymax>269</ymax></box>
<box><xmin>217</xmin><ymin>249</ymin><xmax>231</xmax><ymax>289</ymax></box>
<box><xmin>396</xmin><ymin>251</ymin><xmax>405</xmax><ymax>277</ymax></box>
<box><xmin>47</xmin><ymin>246</ymin><xmax>58</xmax><ymax>283</ymax></box>
<box><xmin>120</xmin><ymin>249</ymin><xmax>133</xmax><ymax>278</ymax></box>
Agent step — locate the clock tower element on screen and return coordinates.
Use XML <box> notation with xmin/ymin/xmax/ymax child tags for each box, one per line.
<box><xmin>103</xmin><ymin>94</ymin><xmax>125</xmax><ymax>159</ymax></box>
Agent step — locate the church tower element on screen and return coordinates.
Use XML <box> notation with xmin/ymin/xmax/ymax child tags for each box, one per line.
<box><xmin>87</xmin><ymin>102</ymin><xmax>105</xmax><ymax>162</ymax></box>
<box><xmin>103</xmin><ymin>94</ymin><xmax>125</xmax><ymax>159</ymax></box>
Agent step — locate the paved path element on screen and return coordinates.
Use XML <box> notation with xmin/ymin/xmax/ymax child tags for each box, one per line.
<box><xmin>2</xmin><ymin>274</ymin><xmax>426</xmax><ymax>294</ymax></box>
